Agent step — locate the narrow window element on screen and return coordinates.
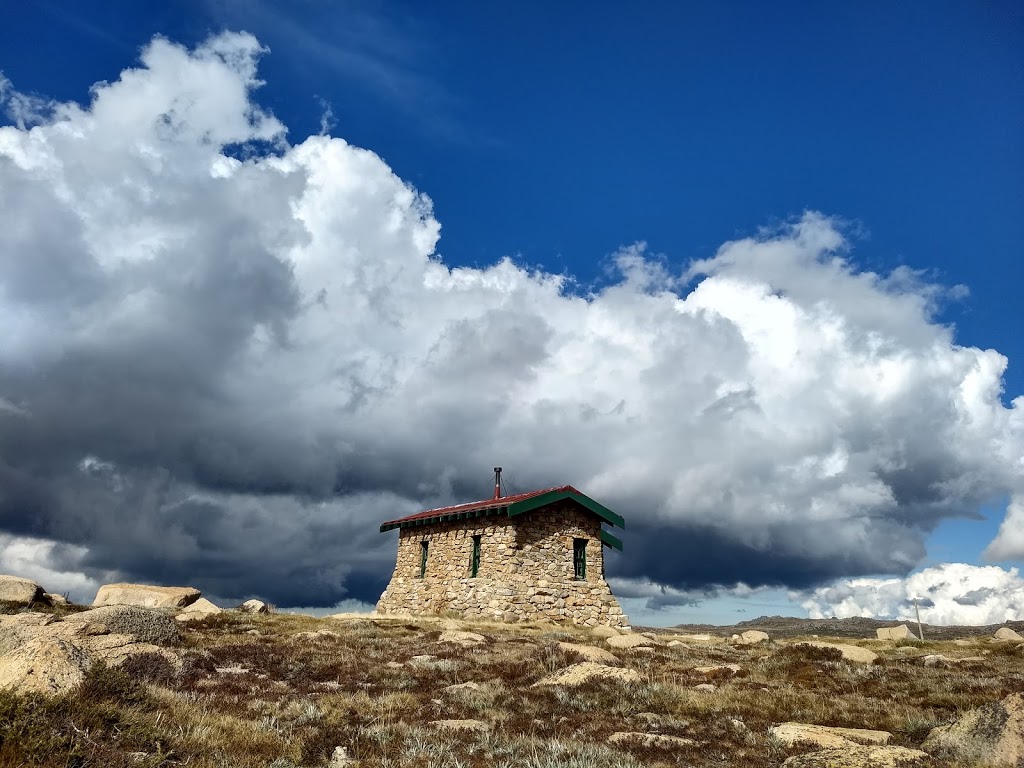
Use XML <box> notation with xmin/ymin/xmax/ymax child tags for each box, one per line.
<box><xmin>573</xmin><ymin>538</ymin><xmax>587</xmax><ymax>580</ymax></box>
<box><xmin>420</xmin><ymin>540</ymin><xmax>428</xmax><ymax>577</ymax></box>
<box><xmin>471</xmin><ymin>535</ymin><xmax>481</xmax><ymax>578</ymax></box>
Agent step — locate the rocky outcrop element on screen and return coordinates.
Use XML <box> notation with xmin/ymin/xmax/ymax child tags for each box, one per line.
<box><xmin>797</xmin><ymin>641</ymin><xmax>878</xmax><ymax>664</ymax></box>
<box><xmin>993</xmin><ymin>627</ymin><xmax>1023</xmax><ymax>643</ymax></box>
<box><xmin>92</xmin><ymin>583</ymin><xmax>200</xmax><ymax>609</ymax></box>
<box><xmin>875</xmin><ymin>624</ymin><xmax>915</xmax><ymax>641</ymax></box>
<box><xmin>438</xmin><ymin>630</ymin><xmax>486</xmax><ymax>646</ymax></box>
<box><xmin>733</xmin><ymin>630</ymin><xmax>770</xmax><ymax>646</ymax></box>
<box><xmin>606</xmin><ymin>633</ymin><xmax>653</xmax><ymax>650</ymax></box>
<box><xmin>0</xmin><ymin>608</ymin><xmax>180</xmax><ymax>696</ymax></box>
<box><xmin>770</xmin><ymin>722</ymin><xmax>892</xmax><ymax>748</ymax></box>
<box><xmin>558</xmin><ymin>641</ymin><xmax>619</xmax><ymax>665</ymax></box>
<box><xmin>533</xmin><ymin>661</ymin><xmax>641</xmax><ymax>687</ymax></box>
<box><xmin>0</xmin><ymin>635</ymin><xmax>90</xmax><ymax>695</ymax></box>
<box><xmin>175</xmin><ymin>598</ymin><xmax>223</xmax><ymax>622</ymax></box>
<box><xmin>0</xmin><ymin>575</ymin><xmax>45</xmax><ymax>605</ymax></box>
<box><xmin>240</xmin><ymin>599</ymin><xmax>269</xmax><ymax>614</ymax></box>
<box><xmin>607</xmin><ymin>732</ymin><xmax>695</xmax><ymax>748</ymax></box>
<box><xmin>781</xmin><ymin>745</ymin><xmax>931</xmax><ymax>767</ymax></box>
<box><xmin>922</xmin><ymin>692</ymin><xmax>1024</xmax><ymax>767</ymax></box>
<box><xmin>63</xmin><ymin>605</ymin><xmax>180</xmax><ymax>646</ymax></box>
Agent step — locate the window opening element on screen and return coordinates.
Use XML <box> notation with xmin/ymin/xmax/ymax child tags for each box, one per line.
<box><xmin>420</xmin><ymin>540</ymin><xmax>428</xmax><ymax>578</ymax></box>
<box><xmin>471</xmin><ymin>535</ymin><xmax>481</xmax><ymax>578</ymax></box>
<box><xmin>573</xmin><ymin>538</ymin><xmax>587</xmax><ymax>580</ymax></box>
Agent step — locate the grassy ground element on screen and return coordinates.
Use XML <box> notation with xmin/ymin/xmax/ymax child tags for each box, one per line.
<box><xmin>0</xmin><ymin>611</ymin><xmax>1021</xmax><ymax>767</ymax></box>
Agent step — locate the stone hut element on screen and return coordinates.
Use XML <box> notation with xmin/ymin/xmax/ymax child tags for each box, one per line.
<box><xmin>375</xmin><ymin>481</ymin><xmax>628</xmax><ymax>627</ymax></box>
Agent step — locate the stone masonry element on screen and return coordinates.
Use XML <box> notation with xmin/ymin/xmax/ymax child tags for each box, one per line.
<box><xmin>376</xmin><ymin>500</ymin><xmax>628</xmax><ymax>628</ymax></box>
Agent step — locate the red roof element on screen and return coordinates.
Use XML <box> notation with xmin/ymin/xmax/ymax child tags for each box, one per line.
<box><xmin>379</xmin><ymin>485</ymin><xmax>580</xmax><ymax>529</ymax></box>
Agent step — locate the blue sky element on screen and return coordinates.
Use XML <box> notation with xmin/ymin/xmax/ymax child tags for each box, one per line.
<box><xmin>1</xmin><ymin>2</ymin><xmax>1021</xmax><ymax>624</ymax></box>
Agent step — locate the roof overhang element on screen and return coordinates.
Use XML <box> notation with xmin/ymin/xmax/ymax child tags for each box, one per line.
<box><xmin>379</xmin><ymin>488</ymin><xmax>625</xmax><ymax>551</ymax></box>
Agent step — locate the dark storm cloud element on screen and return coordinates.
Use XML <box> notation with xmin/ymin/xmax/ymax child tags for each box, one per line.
<box><xmin>0</xmin><ymin>33</ymin><xmax>1021</xmax><ymax>609</ymax></box>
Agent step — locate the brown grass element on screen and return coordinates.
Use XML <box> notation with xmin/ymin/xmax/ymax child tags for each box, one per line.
<box><xmin>0</xmin><ymin>611</ymin><xmax>1020</xmax><ymax>766</ymax></box>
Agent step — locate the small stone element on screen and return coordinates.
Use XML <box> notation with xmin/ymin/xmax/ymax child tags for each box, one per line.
<box><xmin>693</xmin><ymin>683</ymin><xmax>717</xmax><ymax>692</ymax></box>
<box><xmin>430</xmin><ymin>719</ymin><xmax>490</xmax><ymax>732</ymax></box>
<box><xmin>607</xmin><ymin>732</ymin><xmax>696</xmax><ymax>748</ymax></box>
<box><xmin>438</xmin><ymin>630</ymin><xmax>487</xmax><ymax>646</ymax></box>
<box><xmin>558</xmin><ymin>642</ymin><xmax>620</xmax><ymax>665</ymax></box>
<box><xmin>796</xmin><ymin>641</ymin><xmax>878</xmax><ymax>664</ymax></box>
<box><xmin>606</xmin><ymin>634</ymin><xmax>653</xmax><ymax>650</ymax></box>
<box><xmin>533</xmin><ymin>661</ymin><xmax>641</xmax><ymax>687</ymax></box>
<box><xmin>770</xmin><ymin>722</ymin><xmax>891</xmax><ymax>748</ymax></box>
<box><xmin>692</xmin><ymin>664</ymin><xmax>742</xmax><ymax>676</ymax></box>
<box><xmin>328</xmin><ymin>745</ymin><xmax>356</xmax><ymax>767</ymax></box>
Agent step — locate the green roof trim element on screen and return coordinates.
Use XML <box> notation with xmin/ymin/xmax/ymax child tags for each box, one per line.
<box><xmin>507</xmin><ymin>489</ymin><xmax>625</xmax><ymax>529</ymax></box>
<box><xmin>600</xmin><ymin>529</ymin><xmax>623</xmax><ymax>551</ymax></box>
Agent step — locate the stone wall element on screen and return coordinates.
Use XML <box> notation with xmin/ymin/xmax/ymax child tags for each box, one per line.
<box><xmin>375</xmin><ymin>500</ymin><xmax>628</xmax><ymax>628</ymax></box>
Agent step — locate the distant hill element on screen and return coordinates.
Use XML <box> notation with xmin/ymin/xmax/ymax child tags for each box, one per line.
<box><xmin>667</xmin><ymin>614</ymin><xmax>1024</xmax><ymax>640</ymax></box>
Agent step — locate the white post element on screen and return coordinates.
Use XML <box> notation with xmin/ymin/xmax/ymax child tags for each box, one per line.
<box><xmin>913</xmin><ymin>597</ymin><xmax>924</xmax><ymax>641</ymax></box>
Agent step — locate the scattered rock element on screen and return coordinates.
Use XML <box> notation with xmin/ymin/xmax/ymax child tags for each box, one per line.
<box><xmin>798</xmin><ymin>641</ymin><xmax>878</xmax><ymax>664</ymax></box>
<box><xmin>0</xmin><ymin>635</ymin><xmax>90</xmax><ymax>695</ymax></box>
<box><xmin>407</xmin><ymin>654</ymin><xmax>439</xmax><ymax>666</ymax></box>
<box><xmin>533</xmin><ymin>661</ymin><xmax>642</xmax><ymax>687</ymax></box>
<box><xmin>875</xmin><ymin>625</ymin><xmax>915</xmax><ymax>641</ymax></box>
<box><xmin>994</xmin><ymin>627</ymin><xmax>1023</xmax><ymax>643</ymax></box>
<box><xmin>239</xmin><ymin>599</ymin><xmax>269</xmax><ymax>614</ymax></box>
<box><xmin>606</xmin><ymin>634</ymin><xmax>653</xmax><ymax>650</ymax></box>
<box><xmin>734</xmin><ymin>630</ymin><xmax>770</xmax><ymax>646</ymax></box>
<box><xmin>292</xmin><ymin>629</ymin><xmax>340</xmax><ymax>640</ymax></box>
<box><xmin>922</xmin><ymin>692</ymin><xmax>1024</xmax><ymax>767</ymax></box>
<box><xmin>175</xmin><ymin>598</ymin><xmax>222</xmax><ymax>622</ymax></box>
<box><xmin>692</xmin><ymin>683</ymin><xmax>717</xmax><ymax>692</ymax></box>
<box><xmin>952</xmin><ymin>639</ymin><xmax>974</xmax><ymax>646</ymax></box>
<box><xmin>607</xmin><ymin>732</ymin><xmax>696</xmax><ymax>748</ymax></box>
<box><xmin>558</xmin><ymin>641</ymin><xmax>620</xmax><ymax>665</ymax></box>
<box><xmin>0</xmin><ymin>575</ymin><xmax>45</xmax><ymax>605</ymax></box>
<box><xmin>438</xmin><ymin>630</ymin><xmax>487</xmax><ymax>646</ymax></box>
<box><xmin>693</xmin><ymin>664</ymin><xmax>742</xmax><ymax>676</ymax></box>
<box><xmin>328</xmin><ymin>745</ymin><xmax>356</xmax><ymax>767</ymax></box>
<box><xmin>64</xmin><ymin>606</ymin><xmax>181</xmax><ymax>646</ymax></box>
<box><xmin>44</xmin><ymin>593</ymin><xmax>70</xmax><ymax>607</ymax></box>
<box><xmin>385</xmin><ymin>661</ymin><xmax>404</xmax><ymax>669</ymax></box>
<box><xmin>922</xmin><ymin>654</ymin><xmax>953</xmax><ymax>667</ymax></box>
<box><xmin>93</xmin><ymin>583</ymin><xmax>201</xmax><ymax>609</ymax></box>
<box><xmin>430</xmin><ymin>719</ymin><xmax>490</xmax><ymax>732</ymax></box>
<box><xmin>591</xmin><ymin>625</ymin><xmax>620</xmax><ymax>639</ymax></box>
<box><xmin>781</xmin><ymin>745</ymin><xmax>931</xmax><ymax>767</ymax></box>
<box><xmin>770</xmin><ymin>722</ymin><xmax>892</xmax><ymax>748</ymax></box>
<box><xmin>444</xmin><ymin>681</ymin><xmax>483</xmax><ymax>693</ymax></box>
<box><xmin>215</xmin><ymin>665</ymin><xmax>248</xmax><ymax>674</ymax></box>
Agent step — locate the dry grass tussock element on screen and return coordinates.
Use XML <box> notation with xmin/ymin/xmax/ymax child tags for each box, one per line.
<box><xmin>0</xmin><ymin>611</ymin><xmax>1020</xmax><ymax>767</ymax></box>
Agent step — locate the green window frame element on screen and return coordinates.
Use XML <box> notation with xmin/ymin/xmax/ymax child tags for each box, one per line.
<box><xmin>420</xmin><ymin>540</ymin><xmax>428</xmax><ymax>578</ymax></box>
<box><xmin>471</xmin><ymin>535</ymin><xmax>481</xmax><ymax>578</ymax></box>
<box><xmin>573</xmin><ymin>538</ymin><xmax>587</xmax><ymax>580</ymax></box>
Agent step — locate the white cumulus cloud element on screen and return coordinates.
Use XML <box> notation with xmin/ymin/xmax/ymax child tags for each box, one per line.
<box><xmin>801</xmin><ymin>563</ymin><xmax>1024</xmax><ymax>625</ymax></box>
<box><xmin>0</xmin><ymin>32</ymin><xmax>1021</xmax><ymax>607</ymax></box>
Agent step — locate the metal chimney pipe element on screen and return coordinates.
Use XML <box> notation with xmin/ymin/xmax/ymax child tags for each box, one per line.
<box><xmin>493</xmin><ymin>467</ymin><xmax>502</xmax><ymax>499</ymax></box>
